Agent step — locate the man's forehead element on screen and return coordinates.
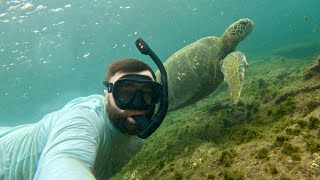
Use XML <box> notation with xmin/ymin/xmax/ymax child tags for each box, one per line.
<box><xmin>110</xmin><ymin>70</ymin><xmax>154</xmax><ymax>82</ymax></box>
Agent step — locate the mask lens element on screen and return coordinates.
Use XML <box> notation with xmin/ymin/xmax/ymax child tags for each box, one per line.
<box><xmin>141</xmin><ymin>84</ymin><xmax>160</xmax><ymax>104</ymax></box>
<box><xmin>115</xmin><ymin>81</ymin><xmax>137</xmax><ymax>102</ymax></box>
<box><xmin>114</xmin><ymin>80</ymin><xmax>161</xmax><ymax>105</ymax></box>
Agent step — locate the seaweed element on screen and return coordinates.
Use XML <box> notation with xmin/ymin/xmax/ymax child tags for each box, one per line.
<box><xmin>207</xmin><ymin>174</ymin><xmax>216</xmax><ymax>179</ymax></box>
<box><xmin>280</xmin><ymin>176</ymin><xmax>292</xmax><ymax>180</ymax></box>
<box><xmin>230</xmin><ymin>128</ymin><xmax>260</xmax><ymax>144</ymax></box>
<box><xmin>282</xmin><ymin>142</ymin><xmax>299</xmax><ymax>156</ymax></box>
<box><xmin>274</xmin><ymin>135</ymin><xmax>290</xmax><ymax>147</ymax></box>
<box><xmin>268</xmin><ymin>164</ymin><xmax>278</xmax><ymax>175</ymax></box>
<box><xmin>306</xmin><ymin>138</ymin><xmax>320</xmax><ymax>153</ymax></box>
<box><xmin>303</xmin><ymin>101</ymin><xmax>320</xmax><ymax>115</ymax></box>
<box><xmin>223</xmin><ymin>170</ymin><xmax>245</xmax><ymax>180</ymax></box>
<box><xmin>303</xmin><ymin>55</ymin><xmax>320</xmax><ymax>80</ymax></box>
<box><xmin>219</xmin><ymin>149</ymin><xmax>237</xmax><ymax>167</ymax></box>
<box><xmin>255</xmin><ymin>147</ymin><xmax>269</xmax><ymax>159</ymax></box>
<box><xmin>208</xmin><ymin>100</ymin><xmax>230</xmax><ymax>112</ymax></box>
<box><xmin>174</xmin><ymin>172</ymin><xmax>183</xmax><ymax>180</ymax></box>
<box><xmin>291</xmin><ymin>153</ymin><xmax>302</xmax><ymax>161</ymax></box>
<box><xmin>275</xmin><ymin>84</ymin><xmax>320</xmax><ymax>104</ymax></box>
<box><xmin>274</xmin><ymin>98</ymin><xmax>296</xmax><ymax>118</ymax></box>
<box><xmin>257</xmin><ymin>78</ymin><xmax>267</xmax><ymax>88</ymax></box>
<box><xmin>308</xmin><ymin>116</ymin><xmax>320</xmax><ymax>130</ymax></box>
<box><xmin>281</xmin><ymin>142</ymin><xmax>301</xmax><ymax>161</ymax></box>
<box><xmin>297</xmin><ymin>119</ymin><xmax>308</xmax><ymax>128</ymax></box>
<box><xmin>285</xmin><ymin>124</ymin><xmax>301</xmax><ymax>136</ymax></box>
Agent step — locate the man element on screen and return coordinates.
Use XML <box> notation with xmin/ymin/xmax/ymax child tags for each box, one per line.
<box><xmin>0</xmin><ymin>58</ymin><xmax>162</xmax><ymax>180</ymax></box>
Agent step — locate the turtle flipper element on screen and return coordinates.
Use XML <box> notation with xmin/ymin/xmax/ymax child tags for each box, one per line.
<box><xmin>221</xmin><ymin>51</ymin><xmax>249</xmax><ymax>104</ymax></box>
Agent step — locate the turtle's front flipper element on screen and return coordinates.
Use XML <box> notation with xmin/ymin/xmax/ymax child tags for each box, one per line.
<box><xmin>221</xmin><ymin>51</ymin><xmax>249</xmax><ymax>104</ymax></box>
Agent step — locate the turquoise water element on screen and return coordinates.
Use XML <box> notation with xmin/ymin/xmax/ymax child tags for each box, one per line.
<box><xmin>0</xmin><ymin>0</ymin><xmax>319</xmax><ymax>125</ymax></box>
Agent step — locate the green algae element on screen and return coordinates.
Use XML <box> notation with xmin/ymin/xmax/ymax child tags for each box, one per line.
<box><xmin>308</xmin><ymin>116</ymin><xmax>320</xmax><ymax>129</ymax></box>
<box><xmin>282</xmin><ymin>142</ymin><xmax>299</xmax><ymax>155</ymax></box>
<box><xmin>268</xmin><ymin>164</ymin><xmax>278</xmax><ymax>175</ymax></box>
<box><xmin>229</xmin><ymin>127</ymin><xmax>260</xmax><ymax>144</ymax></box>
<box><xmin>274</xmin><ymin>98</ymin><xmax>296</xmax><ymax>119</ymax></box>
<box><xmin>274</xmin><ymin>135</ymin><xmax>290</xmax><ymax>147</ymax></box>
<box><xmin>306</xmin><ymin>138</ymin><xmax>320</xmax><ymax>153</ymax></box>
<box><xmin>223</xmin><ymin>170</ymin><xmax>245</xmax><ymax>180</ymax></box>
<box><xmin>297</xmin><ymin>118</ymin><xmax>308</xmax><ymax>128</ymax></box>
<box><xmin>255</xmin><ymin>147</ymin><xmax>269</xmax><ymax>159</ymax></box>
<box><xmin>279</xmin><ymin>176</ymin><xmax>292</xmax><ymax>180</ymax></box>
<box><xmin>219</xmin><ymin>149</ymin><xmax>237</xmax><ymax>167</ymax></box>
<box><xmin>285</xmin><ymin>124</ymin><xmax>301</xmax><ymax>136</ymax></box>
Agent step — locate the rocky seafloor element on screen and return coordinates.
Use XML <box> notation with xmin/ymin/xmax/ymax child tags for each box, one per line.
<box><xmin>111</xmin><ymin>53</ymin><xmax>320</xmax><ymax>180</ymax></box>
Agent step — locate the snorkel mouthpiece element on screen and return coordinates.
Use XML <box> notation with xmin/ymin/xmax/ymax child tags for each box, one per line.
<box><xmin>134</xmin><ymin>38</ymin><xmax>168</xmax><ymax>139</ymax></box>
<box><xmin>132</xmin><ymin>115</ymin><xmax>149</xmax><ymax>133</ymax></box>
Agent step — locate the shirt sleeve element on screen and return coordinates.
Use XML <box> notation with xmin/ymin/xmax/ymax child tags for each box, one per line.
<box><xmin>33</xmin><ymin>106</ymin><xmax>104</xmax><ymax>180</ymax></box>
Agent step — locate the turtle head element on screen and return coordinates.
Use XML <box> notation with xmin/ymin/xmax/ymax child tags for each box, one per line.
<box><xmin>222</xmin><ymin>18</ymin><xmax>254</xmax><ymax>48</ymax></box>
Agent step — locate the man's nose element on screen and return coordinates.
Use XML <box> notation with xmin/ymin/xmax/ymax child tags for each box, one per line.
<box><xmin>132</xmin><ymin>91</ymin><xmax>146</xmax><ymax>105</ymax></box>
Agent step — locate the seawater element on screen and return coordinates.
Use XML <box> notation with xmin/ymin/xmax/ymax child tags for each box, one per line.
<box><xmin>0</xmin><ymin>0</ymin><xmax>319</xmax><ymax>126</ymax></box>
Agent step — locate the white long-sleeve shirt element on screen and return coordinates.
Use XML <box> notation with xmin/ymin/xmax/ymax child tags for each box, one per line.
<box><xmin>0</xmin><ymin>95</ymin><xmax>144</xmax><ymax>180</ymax></box>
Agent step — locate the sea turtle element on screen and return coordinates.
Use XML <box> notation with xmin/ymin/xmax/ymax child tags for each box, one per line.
<box><xmin>155</xmin><ymin>18</ymin><xmax>254</xmax><ymax>111</ymax></box>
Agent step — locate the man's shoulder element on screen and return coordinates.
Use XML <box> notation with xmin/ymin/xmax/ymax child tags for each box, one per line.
<box><xmin>46</xmin><ymin>95</ymin><xmax>106</xmax><ymax>135</ymax></box>
<box><xmin>63</xmin><ymin>94</ymin><xmax>105</xmax><ymax>111</ymax></box>
<box><xmin>51</xmin><ymin>94</ymin><xmax>106</xmax><ymax>126</ymax></box>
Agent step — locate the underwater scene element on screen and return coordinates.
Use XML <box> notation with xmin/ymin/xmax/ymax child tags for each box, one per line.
<box><xmin>1</xmin><ymin>0</ymin><xmax>320</xmax><ymax>179</ymax></box>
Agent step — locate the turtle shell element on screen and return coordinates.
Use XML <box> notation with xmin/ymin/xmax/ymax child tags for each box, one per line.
<box><xmin>156</xmin><ymin>36</ymin><xmax>226</xmax><ymax>111</ymax></box>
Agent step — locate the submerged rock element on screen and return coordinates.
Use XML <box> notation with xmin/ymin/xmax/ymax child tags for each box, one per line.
<box><xmin>303</xmin><ymin>55</ymin><xmax>320</xmax><ymax>80</ymax></box>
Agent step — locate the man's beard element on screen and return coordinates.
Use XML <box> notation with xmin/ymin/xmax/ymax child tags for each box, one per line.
<box><xmin>106</xmin><ymin>97</ymin><xmax>155</xmax><ymax>135</ymax></box>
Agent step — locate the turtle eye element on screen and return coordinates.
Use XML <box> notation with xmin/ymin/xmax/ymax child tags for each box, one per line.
<box><xmin>240</xmin><ymin>21</ymin><xmax>248</xmax><ymax>26</ymax></box>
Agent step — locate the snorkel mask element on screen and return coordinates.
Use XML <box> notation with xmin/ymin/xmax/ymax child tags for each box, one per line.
<box><xmin>104</xmin><ymin>38</ymin><xmax>168</xmax><ymax>139</ymax></box>
<box><xmin>103</xmin><ymin>74</ymin><xmax>162</xmax><ymax>111</ymax></box>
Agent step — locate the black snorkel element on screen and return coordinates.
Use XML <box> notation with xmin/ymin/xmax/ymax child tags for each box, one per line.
<box><xmin>133</xmin><ymin>38</ymin><xmax>168</xmax><ymax>139</ymax></box>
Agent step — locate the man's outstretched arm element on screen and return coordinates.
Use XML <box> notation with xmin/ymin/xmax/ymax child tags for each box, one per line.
<box><xmin>34</xmin><ymin>107</ymin><xmax>104</xmax><ymax>180</ymax></box>
<box><xmin>35</xmin><ymin>157</ymin><xmax>96</xmax><ymax>180</ymax></box>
